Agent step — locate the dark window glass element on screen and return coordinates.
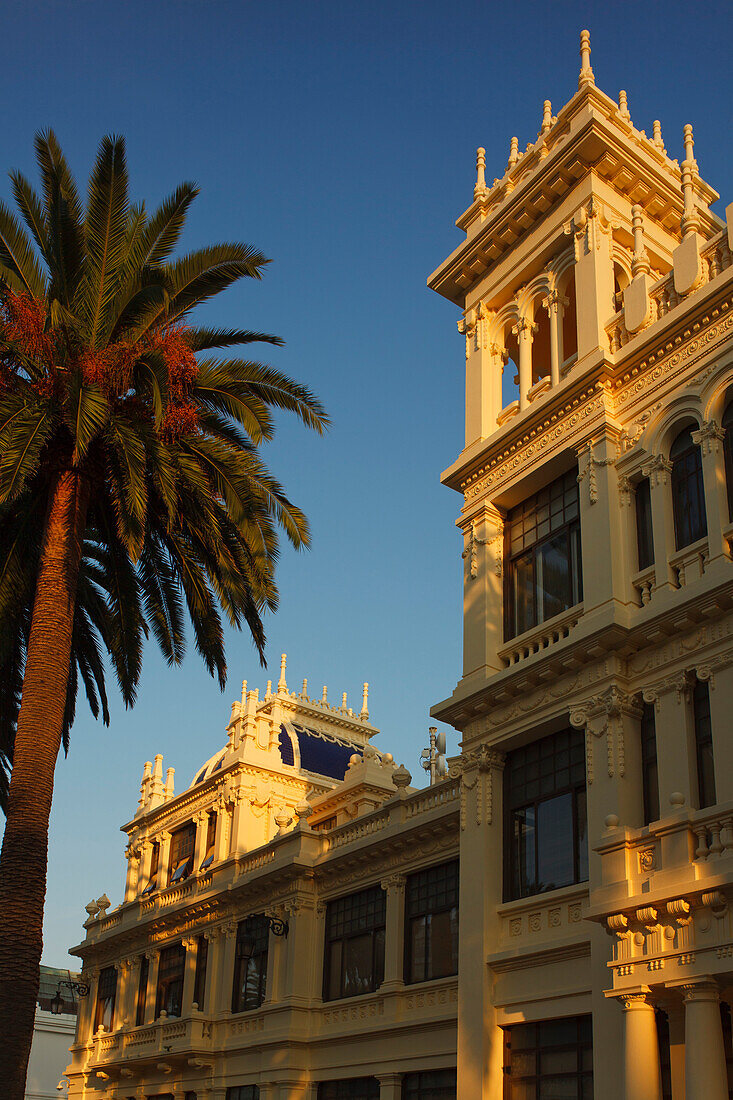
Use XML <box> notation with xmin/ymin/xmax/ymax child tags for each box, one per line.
<box><xmin>656</xmin><ymin>1009</ymin><xmax>673</xmax><ymax>1100</ymax></box>
<box><xmin>693</xmin><ymin>679</ymin><xmax>716</xmax><ymax>809</ymax></box>
<box><xmin>155</xmin><ymin>944</ymin><xmax>185</xmax><ymax>1019</ymax></box>
<box><xmin>505</xmin><ymin>470</ymin><xmax>582</xmax><ymax>641</ymax></box>
<box><xmin>402</xmin><ymin>1069</ymin><xmax>457</xmax><ymax>1099</ymax></box>
<box><xmin>232</xmin><ymin>915</ymin><xmax>269</xmax><ymax>1012</ymax></box>
<box><xmin>225</xmin><ymin>1088</ymin><xmax>260</xmax><ymax>1100</ymax></box>
<box><xmin>504</xmin><ymin>1015</ymin><xmax>593</xmax><ymax>1099</ymax></box>
<box><xmin>635</xmin><ymin>477</ymin><xmax>654</xmax><ymax>570</ymax></box>
<box><xmin>670</xmin><ymin>428</ymin><xmax>707</xmax><ymax>550</ymax></box>
<box><xmin>93</xmin><ymin>966</ymin><xmax>117</xmax><ymax>1032</ymax></box>
<box><xmin>317</xmin><ymin>1081</ymin><xmax>379</xmax><ymax>1100</ymax></box>
<box><xmin>505</xmin><ymin>729</ymin><xmax>588</xmax><ymax>901</ymax></box>
<box><xmin>169</xmin><ymin>823</ymin><xmax>196</xmax><ymax>884</ymax></box>
<box><xmin>193</xmin><ymin>935</ymin><xmax>208</xmax><ymax>1011</ymax></box>
<box><xmin>200</xmin><ymin>812</ymin><xmax>217</xmax><ymax>870</ymax></box>
<box><xmin>641</xmin><ymin>703</ymin><xmax>660</xmax><ymax>825</ymax></box>
<box><xmin>405</xmin><ymin>860</ymin><xmax>459</xmax><ymax>984</ymax></box>
<box><xmin>324</xmin><ymin>886</ymin><xmax>386</xmax><ymax>1001</ymax></box>
<box><xmin>135</xmin><ymin>955</ymin><xmax>149</xmax><ymax>1026</ymax></box>
<box><xmin>142</xmin><ymin>842</ymin><xmax>160</xmax><ymax>896</ymax></box>
<box><xmin>723</xmin><ymin>404</ymin><xmax>733</xmax><ymax>522</ymax></box>
<box><xmin>720</xmin><ymin>1002</ymin><xmax>733</xmax><ymax>1100</ymax></box>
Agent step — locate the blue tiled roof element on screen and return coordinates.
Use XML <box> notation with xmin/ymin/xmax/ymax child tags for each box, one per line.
<box><xmin>278</xmin><ymin>723</ymin><xmax>362</xmax><ymax>781</ymax></box>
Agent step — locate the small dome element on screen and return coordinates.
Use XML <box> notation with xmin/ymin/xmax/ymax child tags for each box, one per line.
<box><xmin>278</xmin><ymin>721</ymin><xmax>369</xmax><ymax>781</ymax></box>
<box><xmin>189</xmin><ymin>749</ymin><xmax>226</xmax><ymax>787</ymax></box>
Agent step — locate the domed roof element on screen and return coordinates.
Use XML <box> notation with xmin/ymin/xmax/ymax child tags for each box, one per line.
<box><xmin>189</xmin><ymin>748</ymin><xmax>227</xmax><ymax>787</ymax></box>
<box><xmin>278</xmin><ymin>721</ymin><xmax>365</xmax><ymax>781</ymax></box>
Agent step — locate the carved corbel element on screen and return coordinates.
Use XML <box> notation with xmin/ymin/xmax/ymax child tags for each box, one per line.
<box><xmin>641</xmin><ymin>454</ymin><xmax>673</xmax><ymax>488</ymax></box>
<box><xmin>692</xmin><ymin>420</ymin><xmax>726</xmax><ymax>458</ymax></box>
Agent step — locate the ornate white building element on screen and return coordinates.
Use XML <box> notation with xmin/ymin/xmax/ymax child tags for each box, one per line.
<box><xmin>66</xmin><ymin>30</ymin><xmax>733</xmax><ymax>1100</ymax></box>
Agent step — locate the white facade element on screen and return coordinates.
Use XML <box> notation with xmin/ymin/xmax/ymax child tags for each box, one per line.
<box><xmin>27</xmin><ymin>1009</ymin><xmax>77</xmax><ymax>1100</ymax></box>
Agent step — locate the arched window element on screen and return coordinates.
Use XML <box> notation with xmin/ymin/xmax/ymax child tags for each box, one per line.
<box><xmin>561</xmin><ymin>272</ymin><xmax>577</xmax><ymax>364</ymax></box>
<box><xmin>670</xmin><ymin>427</ymin><xmax>707</xmax><ymax>549</ymax></box>
<box><xmin>723</xmin><ymin>402</ymin><xmax>733</xmax><ymax>520</ymax></box>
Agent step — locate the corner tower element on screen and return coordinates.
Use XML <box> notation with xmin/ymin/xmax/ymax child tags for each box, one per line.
<box><xmin>430</xmin><ymin>30</ymin><xmax>733</xmax><ymax>1100</ymax></box>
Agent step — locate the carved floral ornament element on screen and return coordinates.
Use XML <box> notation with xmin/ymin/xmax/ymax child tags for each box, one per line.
<box><xmin>569</xmin><ymin>685</ymin><xmax>640</xmax><ymax>784</ymax></box>
<box><xmin>449</xmin><ymin>746</ymin><xmax>506</xmax><ymax>830</ymax></box>
<box><xmin>563</xmin><ymin>198</ymin><xmax>615</xmax><ymax>260</ymax></box>
<box><xmin>462</xmin><ymin>518</ymin><xmax>503</xmax><ymax>581</ymax></box>
<box><xmin>576</xmin><ymin>439</ymin><xmax>617</xmax><ymax>505</ymax></box>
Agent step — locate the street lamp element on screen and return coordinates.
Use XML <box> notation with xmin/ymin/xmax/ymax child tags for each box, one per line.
<box><xmin>50</xmin><ymin>979</ymin><xmax>89</xmax><ymax>1015</ymax></box>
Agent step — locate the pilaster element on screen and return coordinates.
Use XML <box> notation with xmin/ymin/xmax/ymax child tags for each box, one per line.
<box><xmin>565</xmin><ymin>198</ymin><xmax>615</xmax><ymax>361</ymax></box>
<box><xmin>642</xmin><ymin>456</ymin><xmax>675</xmax><ymax>591</ymax></box>
<box><xmin>461</xmin><ymin>502</ymin><xmax>505</xmax><ymax>681</ymax></box>
<box><xmin>380</xmin><ymin>874</ymin><xmax>406</xmax><ymax>991</ymax></box>
<box><xmin>181</xmin><ymin>937</ymin><xmax>198</xmax><ymax>1016</ymax></box>
<box><xmin>144</xmin><ymin>950</ymin><xmax>160</xmax><ymax>1024</ymax></box>
<box><xmin>459</xmin><ymin>305</ymin><xmax>502</xmax><ymax>444</ymax></box>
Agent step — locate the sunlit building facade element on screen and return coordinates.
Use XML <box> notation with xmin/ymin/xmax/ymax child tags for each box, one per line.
<box><xmin>66</xmin><ymin>30</ymin><xmax>733</xmax><ymax>1100</ymax></box>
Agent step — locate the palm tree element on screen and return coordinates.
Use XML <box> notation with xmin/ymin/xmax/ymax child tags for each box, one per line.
<box><xmin>0</xmin><ymin>131</ymin><xmax>327</xmax><ymax>1098</ymax></box>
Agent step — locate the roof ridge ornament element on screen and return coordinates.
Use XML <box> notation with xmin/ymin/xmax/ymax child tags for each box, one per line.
<box><xmin>618</xmin><ymin>90</ymin><xmax>631</xmax><ymax>122</ymax></box>
<box><xmin>474</xmin><ymin>147</ymin><xmax>487</xmax><ymax>200</ymax></box>
<box><xmin>360</xmin><ymin>682</ymin><xmax>369</xmax><ymax>721</ymax></box>
<box><xmin>578</xmin><ymin>29</ymin><xmax>595</xmax><ymax>90</ymax></box>
<box><xmin>278</xmin><ymin>653</ymin><xmax>287</xmax><ymax>692</ymax></box>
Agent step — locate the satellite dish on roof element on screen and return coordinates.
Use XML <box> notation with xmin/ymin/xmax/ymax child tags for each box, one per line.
<box><xmin>435</xmin><ymin>730</ymin><xmax>446</xmax><ymax>755</ymax></box>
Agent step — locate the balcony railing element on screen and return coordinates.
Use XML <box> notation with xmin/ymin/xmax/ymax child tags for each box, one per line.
<box><xmin>498</xmin><ymin>604</ymin><xmax>583</xmax><ymax>668</ymax></box>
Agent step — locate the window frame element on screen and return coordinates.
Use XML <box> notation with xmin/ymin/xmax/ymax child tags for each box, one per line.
<box><xmin>135</xmin><ymin>954</ymin><xmax>149</xmax><ymax>1026</ymax></box>
<box><xmin>401</xmin><ymin>1069</ymin><xmax>457</xmax><ymax>1099</ymax></box>
<box><xmin>504</xmin><ymin>469</ymin><xmax>583</xmax><ymax>642</ymax></box>
<box><xmin>93</xmin><ymin>966</ymin><xmax>117</xmax><ymax>1033</ymax></box>
<box><xmin>323</xmin><ymin>885</ymin><xmax>386</xmax><ymax>1002</ymax></box>
<box><xmin>193</xmin><ymin>934</ymin><xmax>208</xmax><ymax>1011</ymax></box>
<box><xmin>225</xmin><ymin>1088</ymin><xmax>260</xmax><ymax>1100</ymax></box>
<box><xmin>504</xmin><ymin>728</ymin><xmax>588</xmax><ymax>902</ymax></box>
<box><xmin>168</xmin><ymin>822</ymin><xmax>196</xmax><ymax>884</ymax></box>
<box><xmin>670</xmin><ymin>428</ymin><xmax>707</xmax><ymax>550</ymax></box>
<box><xmin>503</xmin><ymin>1014</ymin><xmax>593</xmax><ymax>1099</ymax></box>
<box><xmin>634</xmin><ymin>476</ymin><xmax>654</xmax><ymax>571</ymax></box>
<box><xmin>316</xmin><ymin>1080</ymin><xmax>380</xmax><ymax>1100</ymax></box>
<box><xmin>641</xmin><ymin>702</ymin><xmax>660</xmax><ymax>825</ymax></box>
<box><xmin>231</xmin><ymin>915</ymin><xmax>269</xmax><ymax>1013</ymax></box>
<box><xmin>141</xmin><ymin>841</ymin><xmax>160</xmax><ymax>896</ymax></box>
<box><xmin>723</xmin><ymin>403</ymin><xmax>733</xmax><ymax>521</ymax></box>
<box><xmin>155</xmin><ymin>943</ymin><xmax>186</xmax><ymax>1019</ymax></box>
<box><xmin>199</xmin><ymin>811</ymin><xmax>217</xmax><ymax>870</ymax></box>
<box><xmin>693</xmin><ymin>678</ymin><xmax>716</xmax><ymax>809</ymax></box>
<box><xmin>404</xmin><ymin>860</ymin><xmax>459</xmax><ymax>985</ymax></box>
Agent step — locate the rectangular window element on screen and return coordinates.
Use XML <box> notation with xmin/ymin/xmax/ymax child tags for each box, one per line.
<box><xmin>225</xmin><ymin>1088</ymin><xmax>260</xmax><ymax>1100</ymax></box>
<box><xmin>200</xmin><ymin>812</ymin><xmax>217</xmax><ymax>870</ymax></box>
<box><xmin>635</xmin><ymin>477</ymin><xmax>654</xmax><ymax>570</ymax></box>
<box><xmin>317</xmin><ymin>1081</ymin><xmax>379</xmax><ymax>1100</ymax></box>
<box><xmin>401</xmin><ymin>1069</ymin><xmax>456</xmax><ymax>1098</ymax></box>
<box><xmin>169</xmin><ymin>823</ymin><xmax>196</xmax><ymax>884</ymax></box>
<box><xmin>503</xmin><ymin>1015</ymin><xmax>593</xmax><ymax>1099</ymax></box>
<box><xmin>142</xmin><ymin>841</ymin><xmax>160</xmax><ymax>896</ymax></box>
<box><xmin>405</xmin><ymin>860</ymin><xmax>458</xmax><ymax>984</ymax></box>
<box><xmin>155</xmin><ymin>944</ymin><xmax>185</xmax><ymax>1019</ymax></box>
<box><xmin>323</xmin><ymin>886</ymin><xmax>386</xmax><ymax>1001</ymax></box>
<box><xmin>641</xmin><ymin>703</ymin><xmax>660</xmax><ymax>825</ymax></box>
<box><xmin>505</xmin><ymin>729</ymin><xmax>588</xmax><ymax>901</ymax></box>
<box><xmin>505</xmin><ymin>470</ymin><xmax>582</xmax><ymax>641</ymax></box>
<box><xmin>193</xmin><ymin>935</ymin><xmax>208</xmax><ymax>1010</ymax></box>
<box><xmin>693</xmin><ymin>679</ymin><xmax>716</xmax><ymax>809</ymax></box>
<box><xmin>232</xmin><ymin>915</ymin><xmax>269</xmax><ymax>1012</ymax></box>
<box><xmin>93</xmin><ymin>966</ymin><xmax>117</xmax><ymax>1032</ymax></box>
<box><xmin>135</xmin><ymin>955</ymin><xmax>149</xmax><ymax>1026</ymax></box>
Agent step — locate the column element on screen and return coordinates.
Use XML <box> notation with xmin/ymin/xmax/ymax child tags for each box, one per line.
<box><xmin>193</xmin><ymin>812</ymin><xmax>208</xmax><ymax>873</ymax></box>
<box><xmin>543</xmin><ymin>289</ymin><xmax>565</xmax><ymax>388</ymax></box>
<box><xmin>214</xmin><ymin>797</ymin><xmax>230</xmax><ymax>862</ymax></box>
<box><xmin>619</xmin><ymin>992</ymin><xmax>662</xmax><ymax>1100</ymax></box>
<box><xmin>512</xmin><ymin>316</ymin><xmax>536</xmax><ymax>410</ymax></box>
<box><xmin>181</xmin><ymin>938</ymin><xmax>198</xmax><ymax>1016</ymax></box>
<box><xmin>138</xmin><ymin>840</ymin><xmax>154</xmax><ymax>894</ymax></box>
<box><xmin>456</xmin><ymin>747</ymin><xmax>505</xmax><ymax>1100</ymax></box>
<box><xmin>124</xmin><ymin>845</ymin><xmax>140</xmax><ymax>903</ymax></box>
<box><xmin>380</xmin><ymin>875</ymin><xmax>406</xmax><ymax>992</ymax></box>
<box><xmin>376</xmin><ymin>1073</ymin><xmax>402</xmax><ymax>1100</ymax></box>
<box><xmin>144</xmin><ymin>949</ymin><xmax>160</xmax><ymax>1024</ymax></box>
<box><xmin>459</xmin><ymin>305</ymin><xmax>503</xmax><ymax>444</ymax></box>
<box><xmin>461</xmin><ymin>502</ymin><xmax>505</xmax><ymax>682</ymax></box>
<box><xmin>78</xmin><ymin>967</ymin><xmax>100</xmax><ymax>1041</ymax></box>
<box><xmin>642</xmin><ymin>457</ymin><xmax>675</xmax><ymax>590</ymax></box>
<box><xmin>702</xmin><ymin>664</ymin><xmax>733</xmax><ymax>803</ymax></box>
<box><xmin>683</xmin><ymin>981</ymin><xmax>728</xmax><ymax>1100</ymax></box>
<box><xmin>692</xmin><ymin>421</ymin><xmax>728</xmax><ymax>566</ymax></box>
<box><xmin>158</xmin><ymin>831</ymin><xmax>172</xmax><ymax>891</ymax></box>
<box><xmin>285</xmin><ymin>900</ymin><xmax>319</xmax><ymax>1003</ymax></box>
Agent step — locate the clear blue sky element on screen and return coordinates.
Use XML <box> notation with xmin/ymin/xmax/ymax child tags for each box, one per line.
<box><xmin>1</xmin><ymin>0</ymin><xmax>730</xmax><ymax>965</ymax></box>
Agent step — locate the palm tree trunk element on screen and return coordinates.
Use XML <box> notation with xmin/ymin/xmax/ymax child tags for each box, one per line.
<box><xmin>0</xmin><ymin>467</ymin><xmax>90</xmax><ymax>1100</ymax></box>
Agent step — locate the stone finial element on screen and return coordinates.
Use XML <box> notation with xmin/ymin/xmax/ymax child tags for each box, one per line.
<box><xmin>295</xmin><ymin>801</ymin><xmax>313</xmax><ymax>826</ymax></box>
<box><xmin>631</xmin><ymin>205</ymin><xmax>650</xmax><ymax>277</ymax></box>
<box><xmin>541</xmin><ymin>100</ymin><xmax>552</xmax><ymax>134</ymax></box>
<box><xmin>301</xmin><ymin>678</ymin><xmax>308</xmax><ymax>697</ymax></box>
<box><xmin>392</xmin><ymin>764</ymin><xmax>412</xmax><ymax>789</ymax></box>
<box><xmin>683</xmin><ymin>122</ymin><xmax>696</xmax><ymax>166</ymax></box>
<box><xmin>164</xmin><ymin>767</ymin><xmax>175</xmax><ymax>800</ymax></box>
<box><xmin>278</xmin><ymin>653</ymin><xmax>287</xmax><ymax>692</ymax></box>
<box><xmin>348</xmin><ymin>753</ymin><xmax>361</xmax><ymax>769</ymax></box>
<box><xmin>266</xmin><ymin>679</ymin><xmax>272</xmax><ymax>698</ymax></box>
<box><xmin>652</xmin><ymin>120</ymin><xmax>665</xmax><ymax>153</ymax></box>
<box><xmin>241</xmin><ymin>680</ymin><xmax>247</xmax><ymax>706</ymax></box>
<box><xmin>341</xmin><ymin>692</ymin><xmax>348</xmax><ymax>709</ymax></box>
<box><xmin>274</xmin><ymin>809</ymin><xmax>292</xmax><ymax>834</ymax></box>
<box><xmin>321</xmin><ymin>685</ymin><xmax>328</xmax><ymax>704</ymax></box>
<box><xmin>85</xmin><ymin>899</ymin><xmax>100</xmax><ymax>920</ymax></box>
<box><xmin>618</xmin><ymin>90</ymin><xmax>630</xmax><ymax>121</ymax></box>
<box><xmin>680</xmin><ymin>123</ymin><xmax>699</xmax><ymax>237</ymax></box>
<box><xmin>152</xmin><ymin>754</ymin><xmax>163</xmax><ymax>781</ymax></box>
<box><xmin>507</xmin><ymin>136</ymin><xmax>519</xmax><ymax>171</ymax></box>
<box><xmin>360</xmin><ymin>682</ymin><xmax>369</xmax><ymax>720</ymax></box>
<box><xmin>578</xmin><ymin>29</ymin><xmax>594</xmax><ymax>88</ymax></box>
<box><xmin>137</xmin><ymin>760</ymin><xmax>152</xmax><ymax>810</ymax></box>
<box><xmin>96</xmin><ymin>894</ymin><xmax>111</xmax><ymax>917</ymax></box>
<box><xmin>474</xmin><ymin>147</ymin><xmax>487</xmax><ymax>199</ymax></box>
<box><xmin>382</xmin><ymin>752</ymin><xmax>394</xmax><ymax>766</ymax></box>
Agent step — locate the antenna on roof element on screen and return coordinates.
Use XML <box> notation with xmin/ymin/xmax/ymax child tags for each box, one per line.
<box><xmin>420</xmin><ymin>727</ymin><xmax>448</xmax><ymax>786</ymax></box>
